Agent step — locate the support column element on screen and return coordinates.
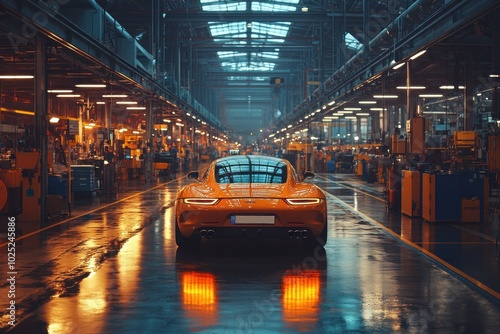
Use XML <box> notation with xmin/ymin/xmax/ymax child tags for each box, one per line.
<box><xmin>144</xmin><ymin>99</ymin><xmax>154</xmax><ymax>182</ymax></box>
<box><xmin>463</xmin><ymin>55</ymin><xmax>474</xmax><ymax>131</ymax></box>
<box><xmin>35</xmin><ymin>37</ymin><xmax>48</xmax><ymax>226</ymax></box>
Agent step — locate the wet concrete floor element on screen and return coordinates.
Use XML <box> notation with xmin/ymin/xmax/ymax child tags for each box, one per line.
<box><xmin>0</xmin><ymin>173</ymin><xmax>499</xmax><ymax>333</ymax></box>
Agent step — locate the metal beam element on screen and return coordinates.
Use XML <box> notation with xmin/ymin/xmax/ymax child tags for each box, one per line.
<box><xmin>163</xmin><ymin>11</ymin><xmax>376</xmax><ymax>23</ymax></box>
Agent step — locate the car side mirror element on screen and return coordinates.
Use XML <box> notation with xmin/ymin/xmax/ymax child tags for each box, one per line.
<box><xmin>187</xmin><ymin>171</ymin><xmax>199</xmax><ymax>180</ymax></box>
<box><xmin>302</xmin><ymin>171</ymin><xmax>315</xmax><ymax>180</ymax></box>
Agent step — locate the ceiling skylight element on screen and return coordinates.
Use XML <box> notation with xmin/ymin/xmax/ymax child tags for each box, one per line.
<box><xmin>201</xmin><ymin>0</ymin><xmax>300</xmax><ymax>73</ymax></box>
<box><xmin>345</xmin><ymin>32</ymin><xmax>362</xmax><ymax>51</ymax></box>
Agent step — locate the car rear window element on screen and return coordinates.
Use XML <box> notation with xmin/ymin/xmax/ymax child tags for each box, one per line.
<box><xmin>215</xmin><ymin>157</ymin><xmax>287</xmax><ymax>184</ymax></box>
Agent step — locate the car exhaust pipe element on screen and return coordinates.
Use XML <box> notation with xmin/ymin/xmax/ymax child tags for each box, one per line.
<box><xmin>200</xmin><ymin>229</ymin><xmax>208</xmax><ymax>238</ymax></box>
<box><xmin>207</xmin><ymin>229</ymin><xmax>215</xmax><ymax>239</ymax></box>
<box><xmin>288</xmin><ymin>230</ymin><xmax>295</xmax><ymax>239</ymax></box>
<box><xmin>294</xmin><ymin>230</ymin><xmax>302</xmax><ymax>238</ymax></box>
<box><xmin>257</xmin><ymin>229</ymin><xmax>263</xmax><ymax>238</ymax></box>
<box><xmin>301</xmin><ymin>230</ymin><xmax>308</xmax><ymax>238</ymax></box>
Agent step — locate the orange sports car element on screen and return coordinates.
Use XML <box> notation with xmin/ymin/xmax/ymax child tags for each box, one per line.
<box><xmin>175</xmin><ymin>155</ymin><xmax>327</xmax><ymax>248</ymax></box>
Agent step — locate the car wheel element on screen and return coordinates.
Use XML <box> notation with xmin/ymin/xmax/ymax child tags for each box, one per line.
<box><xmin>175</xmin><ymin>222</ymin><xmax>200</xmax><ymax>249</ymax></box>
<box><xmin>304</xmin><ymin>221</ymin><xmax>327</xmax><ymax>248</ymax></box>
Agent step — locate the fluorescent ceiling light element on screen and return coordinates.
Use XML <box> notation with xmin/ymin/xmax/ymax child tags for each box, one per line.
<box><xmin>396</xmin><ymin>86</ymin><xmax>426</xmax><ymax>89</ymax></box>
<box><xmin>56</xmin><ymin>94</ymin><xmax>81</xmax><ymax>98</ymax></box>
<box><xmin>489</xmin><ymin>74</ymin><xmax>500</xmax><ymax>78</ymax></box>
<box><xmin>116</xmin><ymin>101</ymin><xmax>137</xmax><ymax>105</ymax></box>
<box><xmin>102</xmin><ymin>94</ymin><xmax>128</xmax><ymax>98</ymax></box>
<box><xmin>357</xmin><ymin>113</ymin><xmax>370</xmax><ymax>116</ymax></box>
<box><xmin>48</xmin><ymin>89</ymin><xmax>73</xmax><ymax>93</ymax></box>
<box><xmin>126</xmin><ymin>106</ymin><xmax>146</xmax><ymax>110</ymax></box>
<box><xmin>373</xmin><ymin>95</ymin><xmax>398</xmax><ymax>99</ymax></box>
<box><xmin>338</xmin><ymin>111</ymin><xmax>353</xmax><ymax>114</ymax></box>
<box><xmin>344</xmin><ymin>116</ymin><xmax>357</xmax><ymax>119</ymax></box>
<box><xmin>410</xmin><ymin>50</ymin><xmax>426</xmax><ymax>60</ymax></box>
<box><xmin>422</xmin><ymin>111</ymin><xmax>457</xmax><ymax>114</ymax></box>
<box><xmin>358</xmin><ymin>101</ymin><xmax>376</xmax><ymax>104</ymax></box>
<box><xmin>75</xmin><ymin>84</ymin><xmax>106</xmax><ymax>88</ymax></box>
<box><xmin>49</xmin><ymin>116</ymin><xmax>60</xmax><ymax>123</ymax></box>
<box><xmin>419</xmin><ymin>94</ymin><xmax>443</xmax><ymax>98</ymax></box>
<box><xmin>96</xmin><ymin>101</ymin><xmax>105</xmax><ymax>104</ymax></box>
<box><xmin>439</xmin><ymin>85</ymin><xmax>465</xmax><ymax>90</ymax></box>
<box><xmin>0</xmin><ymin>75</ymin><xmax>34</xmax><ymax>79</ymax></box>
<box><xmin>392</xmin><ymin>63</ymin><xmax>405</xmax><ymax>70</ymax></box>
<box><xmin>344</xmin><ymin>107</ymin><xmax>361</xmax><ymax>110</ymax></box>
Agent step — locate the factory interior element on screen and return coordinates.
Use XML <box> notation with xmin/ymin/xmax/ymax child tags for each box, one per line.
<box><xmin>0</xmin><ymin>1</ymin><xmax>499</xmax><ymax>332</ymax></box>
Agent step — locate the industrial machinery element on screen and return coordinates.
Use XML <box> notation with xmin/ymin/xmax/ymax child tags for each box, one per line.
<box><xmin>16</xmin><ymin>152</ymin><xmax>41</xmax><ymax>222</ymax></box>
<box><xmin>453</xmin><ymin>131</ymin><xmax>480</xmax><ymax>165</ymax></box>
<box><xmin>401</xmin><ymin>170</ymin><xmax>421</xmax><ymax>217</ymax></box>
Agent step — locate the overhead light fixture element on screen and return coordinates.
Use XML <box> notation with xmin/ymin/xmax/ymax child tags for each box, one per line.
<box><xmin>422</xmin><ymin>111</ymin><xmax>457</xmax><ymax>115</ymax></box>
<box><xmin>356</xmin><ymin>113</ymin><xmax>370</xmax><ymax>116</ymax></box>
<box><xmin>344</xmin><ymin>107</ymin><xmax>361</xmax><ymax>110</ymax></box>
<box><xmin>75</xmin><ymin>84</ymin><xmax>106</xmax><ymax>88</ymax></box>
<box><xmin>56</xmin><ymin>94</ymin><xmax>81</xmax><ymax>98</ymax></box>
<box><xmin>49</xmin><ymin>116</ymin><xmax>60</xmax><ymax>123</ymax></box>
<box><xmin>392</xmin><ymin>62</ymin><xmax>405</xmax><ymax>70</ymax></box>
<box><xmin>301</xmin><ymin>7</ymin><xmax>308</xmax><ymax>12</ymax></box>
<box><xmin>489</xmin><ymin>74</ymin><xmax>500</xmax><ymax>78</ymax></box>
<box><xmin>0</xmin><ymin>75</ymin><xmax>34</xmax><ymax>79</ymax></box>
<box><xmin>344</xmin><ymin>116</ymin><xmax>357</xmax><ymax>119</ymax></box>
<box><xmin>358</xmin><ymin>101</ymin><xmax>376</xmax><ymax>104</ymax></box>
<box><xmin>126</xmin><ymin>106</ymin><xmax>146</xmax><ymax>110</ymax></box>
<box><xmin>396</xmin><ymin>86</ymin><xmax>426</xmax><ymax>89</ymax></box>
<box><xmin>419</xmin><ymin>94</ymin><xmax>443</xmax><ymax>98</ymax></box>
<box><xmin>116</xmin><ymin>101</ymin><xmax>137</xmax><ymax>105</ymax></box>
<box><xmin>102</xmin><ymin>94</ymin><xmax>128</xmax><ymax>98</ymax></box>
<box><xmin>373</xmin><ymin>95</ymin><xmax>398</xmax><ymax>99</ymax></box>
<box><xmin>410</xmin><ymin>49</ymin><xmax>427</xmax><ymax>60</ymax></box>
<box><xmin>48</xmin><ymin>89</ymin><xmax>73</xmax><ymax>93</ymax></box>
<box><xmin>96</xmin><ymin>101</ymin><xmax>105</xmax><ymax>104</ymax></box>
<box><xmin>338</xmin><ymin>111</ymin><xmax>353</xmax><ymax>114</ymax></box>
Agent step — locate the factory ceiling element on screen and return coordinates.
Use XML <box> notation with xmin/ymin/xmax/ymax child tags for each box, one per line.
<box><xmin>0</xmin><ymin>0</ymin><xmax>499</xmax><ymax>146</ymax></box>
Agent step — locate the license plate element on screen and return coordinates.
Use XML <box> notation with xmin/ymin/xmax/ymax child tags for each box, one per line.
<box><xmin>230</xmin><ymin>215</ymin><xmax>275</xmax><ymax>225</ymax></box>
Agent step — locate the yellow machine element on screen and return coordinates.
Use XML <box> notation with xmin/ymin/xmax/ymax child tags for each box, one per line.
<box><xmin>401</xmin><ymin>170</ymin><xmax>421</xmax><ymax>217</ymax></box>
<box><xmin>406</xmin><ymin>117</ymin><xmax>429</xmax><ymax>154</ymax></box>
<box><xmin>453</xmin><ymin>131</ymin><xmax>478</xmax><ymax>163</ymax></box>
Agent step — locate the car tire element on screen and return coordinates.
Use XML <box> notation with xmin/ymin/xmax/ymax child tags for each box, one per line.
<box><xmin>175</xmin><ymin>223</ymin><xmax>200</xmax><ymax>249</ymax></box>
<box><xmin>304</xmin><ymin>220</ymin><xmax>327</xmax><ymax>248</ymax></box>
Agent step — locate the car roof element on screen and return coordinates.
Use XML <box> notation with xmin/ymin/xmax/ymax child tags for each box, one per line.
<box><xmin>215</xmin><ymin>155</ymin><xmax>287</xmax><ymax>165</ymax></box>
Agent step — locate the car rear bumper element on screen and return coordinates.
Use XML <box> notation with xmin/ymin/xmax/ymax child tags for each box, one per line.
<box><xmin>191</xmin><ymin>226</ymin><xmax>319</xmax><ymax>241</ymax></box>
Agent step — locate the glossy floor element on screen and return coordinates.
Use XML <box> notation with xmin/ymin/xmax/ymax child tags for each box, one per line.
<box><xmin>0</xmin><ymin>173</ymin><xmax>499</xmax><ymax>333</ymax></box>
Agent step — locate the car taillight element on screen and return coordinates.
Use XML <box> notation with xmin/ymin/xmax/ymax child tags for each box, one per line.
<box><xmin>284</xmin><ymin>198</ymin><xmax>321</xmax><ymax>205</ymax></box>
<box><xmin>183</xmin><ymin>198</ymin><xmax>219</xmax><ymax>205</ymax></box>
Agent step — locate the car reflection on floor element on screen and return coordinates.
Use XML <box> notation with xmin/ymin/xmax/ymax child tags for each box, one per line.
<box><xmin>175</xmin><ymin>242</ymin><xmax>327</xmax><ymax>333</ymax></box>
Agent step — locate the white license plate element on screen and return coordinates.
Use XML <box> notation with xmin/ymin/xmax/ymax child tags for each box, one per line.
<box><xmin>231</xmin><ymin>215</ymin><xmax>275</xmax><ymax>225</ymax></box>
